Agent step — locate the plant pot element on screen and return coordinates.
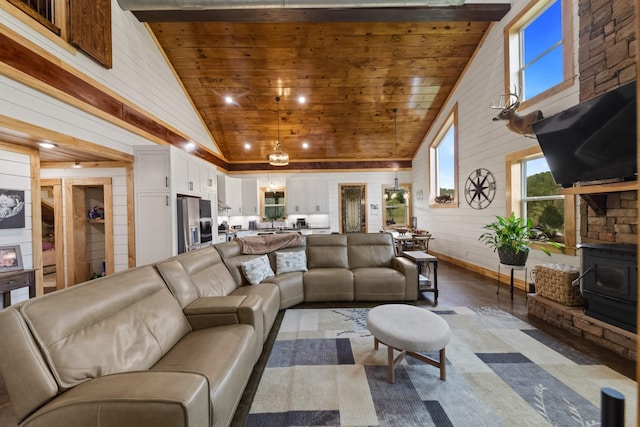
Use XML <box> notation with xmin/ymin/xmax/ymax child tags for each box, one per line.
<box><xmin>497</xmin><ymin>247</ymin><xmax>529</xmax><ymax>266</ymax></box>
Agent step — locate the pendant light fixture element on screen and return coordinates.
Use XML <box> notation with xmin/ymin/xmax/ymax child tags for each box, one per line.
<box><xmin>268</xmin><ymin>96</ymin><xmax>289</xmax><ymax>166</ymax></box>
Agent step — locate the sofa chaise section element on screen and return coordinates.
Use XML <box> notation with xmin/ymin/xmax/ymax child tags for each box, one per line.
<box><xmin>0</xmin><ymin>265</ymin><xmax>259</xmax><ymax>427</ymax></box>
<box><xmin>155</xmin><ymin>246</ymin><xmax>268</xmax><ymax>342</ymax></box>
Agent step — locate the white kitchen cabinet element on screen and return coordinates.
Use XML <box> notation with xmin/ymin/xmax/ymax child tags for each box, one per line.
<box><xmin>135</xmin><ymin>192</ymin><xmax>174</xmax><ymax>265</ymax></box>
<box><xmin>173</xmin><ymin>151</ymin><xmax>201</xmax><ymax>196</ymax></box>
<box><xmin>286</xmin><ymin>179</ymin><xmax>328</xmax><ymax>214</ymax></box>
<box><xmin>307</xmin><ymin>180</ymin><xmax>328</xmax><ymax>213</ymax></box>
<box><xmin>201</xmin><ymin>163</ymin><xmax>217</xmax><ymax>191</ymax></box>
<box><xmin>134</xmin><ymin>145</ymin><xmax>217</xmax><ymax>265</ymax></box>
<box><xmin>242</xmin><ymin>179</ymin><xmax>259</xmax><ymax>216</ymax></box>
<box><xmin>134</xmin><ymin>148</ymin><xmax>171</xmax><ymax>192</ymax></box>
<box><xmin>285</xmin><ymin>179</ymin><xmax>307</xmax><ymax>215</ymax></box>
<box><xmin>217</xmin><ymin>174</ymin><xmax>242</xmax><ymax>215</ymax></box>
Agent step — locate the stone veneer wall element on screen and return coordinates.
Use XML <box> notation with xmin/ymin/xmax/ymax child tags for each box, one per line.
<box><xmin>577</xmin><ymin>0</ymin><xmax>637</xmax><ymax>243</ymax></box>
<box><xmin>528</xmin><ymin>295</ymin><xmax>637</xmax><ymax>360</ymax></box>
<box><xmin>578</xmin><ymin>0</ymin><xmax>636</xmax><ymax>101</ymax></box>
<box><xmin>580</xmin><ymin>191</ymin><xmax>638</xmax><ymax>244</ymax></box>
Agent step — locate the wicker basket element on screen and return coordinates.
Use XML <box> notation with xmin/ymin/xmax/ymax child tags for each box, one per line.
<box><xmin>534</xmin><ymin>263</ymin><xmax>585</xmax><ymax>306</ymax></box>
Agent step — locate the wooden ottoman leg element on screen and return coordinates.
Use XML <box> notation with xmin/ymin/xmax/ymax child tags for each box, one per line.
<box><xmin>387</xmin><ymin>345</ymin><xmax>395</xmax><ymax>383</ymax></box>
<box><xmin>374</xmin><ymin>336</ymin><xmax>379</xmax><ymax>350</ymax></box>
<box><xmin>439</xmin><ymin>348</ymin><xmax>446</xmax><ymax>381</ymax></box>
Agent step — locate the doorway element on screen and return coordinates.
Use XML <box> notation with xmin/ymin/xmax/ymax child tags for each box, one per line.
<box><xmin>40</xmin><ymin>179</ymin><xmax>64</xmax><ymax>291</ymax></box>
<box><xmin>339</xmin><ymin>184</ymin><xmax>367</xmax><ymax>233</ymax></box>
<box><xmin>64</xmin><ymin>178</ymin><xmax>114</xmax><ymax>285</ymax></box>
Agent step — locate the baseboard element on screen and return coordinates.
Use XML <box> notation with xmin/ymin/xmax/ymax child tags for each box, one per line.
<box><xmin>428</xmin><ymin>250</ymin><xmax>528</xmax><ymax>291</ymax></box>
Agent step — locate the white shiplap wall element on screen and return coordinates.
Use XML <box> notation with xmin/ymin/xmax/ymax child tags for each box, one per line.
<box><xmin>0</xmin><ymin>0</ymin><xmax>218</xmax><ymax>154</ymax></box>
<box><xmin>412</xmin><ymin>0</ymin><xmax>582</xmax><ymax>272</ymax></box>
<box><xmin>0</xmin><ymin>150</ymin><xmax>32</xmax><ymax>303</ymax></box>
<box><xmin>41</xmin><ymin>167</ymin><xmax>130</xmax><ymax>276</ymax></box>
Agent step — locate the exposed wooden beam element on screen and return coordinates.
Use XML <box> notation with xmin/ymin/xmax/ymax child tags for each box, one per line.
<box><xmin>133</xmin><ymin>4</ymin><xmax>510</xmax><ymax>23</ymax></box>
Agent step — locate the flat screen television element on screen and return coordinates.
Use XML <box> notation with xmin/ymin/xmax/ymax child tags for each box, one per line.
<box><xmin>532</xmin><ymin>80</ymin><xmax>637</xmax><ymax>188</ymax></box>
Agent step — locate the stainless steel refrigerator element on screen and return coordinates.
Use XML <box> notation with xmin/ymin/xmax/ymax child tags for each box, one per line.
<box><xmin>177</xmin><ymin>196</ymin><xmax>201</xmax><ymax>254</ymax></box>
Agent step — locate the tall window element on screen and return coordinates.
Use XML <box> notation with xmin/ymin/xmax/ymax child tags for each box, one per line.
<box><xmin>429</xmin><ymin>106</ymin><xmax>458</xmax><ymax>206</ymax></box>
<box><xmin>522</xmin><ymin>156</ymin><xmax>564</xmax><ymax>243</ymax></box>
<box><xmin>504</xmin><ymin>0</ymin><xmax>573</xmax><ymax>104</ymax></box>
<box><xmin>383</xmin><ymin>185</ymin><xmax>411</xmax><ymax>227</ymax></box>
<box><xmin>506</xmin><ymin>147</ymin><xmax>575</xmax><ymax>254</ymax></box>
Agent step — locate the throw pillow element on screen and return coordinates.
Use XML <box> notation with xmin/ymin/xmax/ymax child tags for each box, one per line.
<box><xmin>276</xmin><ymin>250</ymin><xmax>308</xmax><ymax>274</ymax></box>
<box><xmin>240</xmin><ymin>255</ymin><xmax>275</xmax><ymax>285</ymax></box>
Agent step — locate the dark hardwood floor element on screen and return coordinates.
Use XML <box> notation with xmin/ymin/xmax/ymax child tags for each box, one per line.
<box><xmin>0</xmin><ymin>261</ymin><xmax>636</xmax><ymax>426</ymax></box>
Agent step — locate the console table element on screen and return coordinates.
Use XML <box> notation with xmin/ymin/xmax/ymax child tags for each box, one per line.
<box><xmin>0</xmin><ymin>269</ymin><xmax>36</xmax><ymax>308</ymax></box>
<box><xmin>402</xmin><ymin>251</ymin><xmax>438</xmax><ymax>303</ymax></box>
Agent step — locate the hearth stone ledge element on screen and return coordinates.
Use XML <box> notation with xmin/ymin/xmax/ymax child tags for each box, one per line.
<box><xmin>527</xmin><ymin>294</ymin><xmax>637</xmax><ymax>361</ymax></box>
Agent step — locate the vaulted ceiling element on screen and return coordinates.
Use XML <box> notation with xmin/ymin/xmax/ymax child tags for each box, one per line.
<box><xmin>123</xmin><ymin>1</ymin><xmax>510</xmax><ymax>171</ymax></box>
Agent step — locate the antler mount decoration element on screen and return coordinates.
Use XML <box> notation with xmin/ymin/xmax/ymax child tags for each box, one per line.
<box><xmin>491</xmin><ymin>88</ymin><xmax>543</xmax><ymax>137</ymax></box>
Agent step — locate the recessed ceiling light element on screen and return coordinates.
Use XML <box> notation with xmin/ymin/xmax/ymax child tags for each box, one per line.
<box><xmin>302</xmin><ymin>142</ymin><xmax>309</xmax><ymax>149</ymax></box>
<box><xmin>225</xmin><ymin>96</ymin><xmax>233</xmax><ymax>104</ymax></box>
<box><xmin>185</xmin><ymin>142</ymin><xmax>196</xmax><ymax>152</ymax></box>
<box><xmin>38</xmin><ymin>142</ymin><xmax>57</xmax><ymax>149</ymax></box>
<box><xmin>244</xmin><ymin>143</ymin><xmax>251</xmax><ymax>150</ymax></box>
<box><xmin>72</xmin><ymin>162</ymin><xmax>82</xmax><ymax>169</ymax></box>
<box><xmin>298</xmin><ymin>96</ymin><xmax>306</xmax><ymax>104</ymax></box>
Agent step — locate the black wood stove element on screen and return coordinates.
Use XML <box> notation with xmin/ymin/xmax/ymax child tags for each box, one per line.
<box><xmin>578</xmin><ymin>244</ymin><xmax>637</xmax><ymax>333</ymax></box>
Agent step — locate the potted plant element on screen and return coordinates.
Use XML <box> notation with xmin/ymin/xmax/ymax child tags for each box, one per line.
<box><xmin>478</xmin><ymin>212</ymin><xmax>558</xmax><ymax>265</ymax></box>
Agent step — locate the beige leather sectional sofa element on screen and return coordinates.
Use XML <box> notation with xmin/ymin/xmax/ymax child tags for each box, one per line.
<box><xmin>0</xmin><ymin>233</ymin><xmax>417</xmax><ymax>427</ymax></box>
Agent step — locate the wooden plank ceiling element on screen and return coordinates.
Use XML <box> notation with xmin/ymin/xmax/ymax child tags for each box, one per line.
<box><xmin>140</xmin><ymin>4</ymin><xmax>509</xmax><ymax>170</ymax></box>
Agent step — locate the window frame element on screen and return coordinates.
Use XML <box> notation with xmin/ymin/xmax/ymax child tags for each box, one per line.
<box><xmin>506</xmin><ymin>146</ymin><xmax>576</xmax><ymax>256</ymax></box>
<box><xmin>382</xmin><ymin>183</ymin><xmax>412</xmax><ymax>228</ymax></box>
<box><xmin>503</xmin><ymin>0</ymin><xmax>574</xmax><ymax>108</ymax></box>
<box><xmin>4</xmin><ymin>0</ymin><xmax>66</xmax><ymax>38</ymax></box>
<box><xmin>260</xmin><ymin>186</ymin><xmax>287</xmax><ymax>222</ymax></box>
<box><xmin>428</xmin><ymin>104</ymin><xmax>459</xmax><ymax>208</ymax></box>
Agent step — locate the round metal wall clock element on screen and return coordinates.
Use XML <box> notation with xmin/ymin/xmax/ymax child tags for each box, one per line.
<box><xmin>464</xmin><ymin>168</ymin><xmax>496</xmax><ymax>209</ymax></box>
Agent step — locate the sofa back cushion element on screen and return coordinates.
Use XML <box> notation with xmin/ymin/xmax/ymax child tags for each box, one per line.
<box><xmin>156</xmin><ymin>246</ymin><xmax>238</xmax><ymax>307</ymax></box>
<box><xmin>348</xmin><ymin>233</ymin><xmax>395</xmax><ymax>268</ymax></box>
<box><xmin>20</xmin><ymin>266</ymin><xmax>191</xmax><ymax>390</ymax></box>
<box><xmin>307</xmin><ymin>234</ymin><xmax>348</xmax><ymax>268</ymax></box>
<box><xmin>216</xmin><ymin>239</ymin><xmax>307</xmax><ymax>285</ymax></box>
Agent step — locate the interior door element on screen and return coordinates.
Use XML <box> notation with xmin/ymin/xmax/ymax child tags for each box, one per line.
<box><xmin>64</xmin><ymin>178</ymin><xmax>114</xmax><ymax>285</ymax></box>
<box><xmin>40</xmin><ymin>179</ymin><xmax>64</xmax><ymax>291</ymax></box>
<box><xmin>340</xmin><ymin>184</ymin><xmax>367</xmax><ymax>233</ymax></box>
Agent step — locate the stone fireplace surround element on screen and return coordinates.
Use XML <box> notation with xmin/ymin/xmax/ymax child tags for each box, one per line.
<box><xmin>527</xmin><ymin>295</ymin><xmax>637</xmax><ymax>360</ymax></box>
<box><xmin>526</xmin><ymin>0</ymin><xmax>638</xmax><ymax>361</ymax></box>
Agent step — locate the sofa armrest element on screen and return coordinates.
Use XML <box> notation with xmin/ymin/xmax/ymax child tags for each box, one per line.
<box><xmin>183</xmin><ymin>295</ymin><xmax>264</xmax><ymax>340</ymax></box>
<box><xmin>23</xmin><ymin>371</ymin><xmax>210</xmax><ymax>427</ymax></box>
<box><xmin>391</xmin><ymin>257</ymin><xmax>419</xmax><ymax>300</ymax></box>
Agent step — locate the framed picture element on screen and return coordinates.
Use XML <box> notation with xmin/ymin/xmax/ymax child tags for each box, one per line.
<box><xmin>0</xmin><ymin>189</ymin><xmax>25</xmax><ymax>229</ymax></box>
<box><xmin>0</xmin><ymin>245</ymin><xmax>23</xmax><ymax>272</ymax></box>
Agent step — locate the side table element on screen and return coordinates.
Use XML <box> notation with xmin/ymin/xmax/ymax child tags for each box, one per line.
<box><xmin>0</xmin><ymin>269</ymin><xmax>36</xmax><ymax>308</ymax></box>
<box><xmin>497</xmin><ymin>263</ymin><xmax>527</xmax><ymax>301</ymax></box>
<box><xmin>402</xmin><ymin>251</ymin><xmax>438</xmax><ymax>303</ymax></box>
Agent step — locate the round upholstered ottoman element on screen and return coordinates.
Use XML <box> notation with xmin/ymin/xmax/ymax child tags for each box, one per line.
<box><xmin>366</xmin><ymin>304</ymin><xmax>451</xmax><ymax>383</ymax></box>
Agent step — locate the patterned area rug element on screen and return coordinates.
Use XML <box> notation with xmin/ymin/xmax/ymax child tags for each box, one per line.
<box><xmin>245</xmin><ymin>307</ymin><xmax>637</xmax><ymax>426</ymax></box>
